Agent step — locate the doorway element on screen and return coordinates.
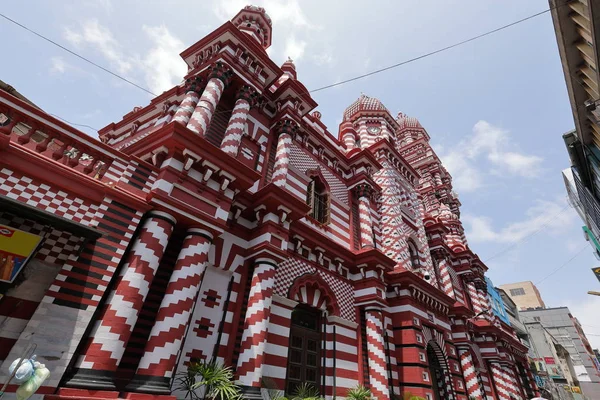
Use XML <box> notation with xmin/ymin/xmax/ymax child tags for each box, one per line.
<box><xmin>427</xmin><ymin>343</ymin><xmax>445</xmax><ymax>400</ymax></box>
<box><xmin>285</xmin><ymin>305</ymin><xmax>322</xmax><ymax>395</ymax></box>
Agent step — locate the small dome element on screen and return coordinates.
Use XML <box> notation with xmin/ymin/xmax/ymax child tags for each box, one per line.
<box><xmin>281</xmin><ymin>57</ymin><xmax>297</xmax><ymax>80</ymax></box>
<box><xmin>396</xmin><ymin>112</ymin><xmax>422</xmax><ymax>129</ymax></box>
<box><xmin>343</xmin><ymin>94</ymin><xmax>389</xmax><ymax>121</ymax></box>
<box><xmin>231</xmin><ymin>5</ymin><xmax>273</xmax><ymax>50</ymax></box>
<box><xmin>243</xmin><ymin>5</ymin><xmax>272</xmax><ymax>26</ymax></box>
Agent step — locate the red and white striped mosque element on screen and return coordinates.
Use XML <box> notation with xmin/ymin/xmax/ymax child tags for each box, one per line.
<box><xmin>0</xmin><ymin>6</ymin><xmax>537</xmax><ymax>400</ymax></box>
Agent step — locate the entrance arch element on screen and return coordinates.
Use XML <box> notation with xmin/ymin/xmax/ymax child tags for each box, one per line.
<box><xmin>426</xmin><ymin>341</ymin><xmax>456</xmax><ymax>400</ymax></box>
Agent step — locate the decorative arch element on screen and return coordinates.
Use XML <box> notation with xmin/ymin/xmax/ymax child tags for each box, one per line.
<box><xmin>288</xmin><ymin>272</ymin><xmax>341</xmax><ymax>317</ymax></box>
<box><xmin>423</xmin><ymin>326</ymin><xmax>457</xmax><ymax>400</ymax></box>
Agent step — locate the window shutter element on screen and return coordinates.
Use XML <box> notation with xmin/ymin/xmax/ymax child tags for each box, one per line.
<box><xmin>324</xmin><ymin>193</ymin><xmax>331</xmax><ymax>224</ymax></box>
<box><xmin>265</xmin><ymin>138</ymin><xmax>278</xmax><ymax>182</ymax></box>
<box><xmin>204</xmin><ymin>101</ymin><xmax>233</xmax><ymax>147</ymax></box>
<box><xmin>307</xmin><ymin>179</ymin><xmax>315</xmax><ymax>212</ymax></box>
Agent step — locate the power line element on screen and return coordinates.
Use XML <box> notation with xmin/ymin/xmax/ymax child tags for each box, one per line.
<box><xmin>484</xmin><ymin>203</ymin><xmax>571</xmax><ymax>263</ymax></box>
<box><xmin>0</xmin><ymin>2</ymin><xmax>565</xmax><ymax>104</ymax></box>
<box><xmin>536</xmin><ymin>244</ymin><xmax>590</xmax><ymax>286</ymax></box>
<box><xmin>0</xmin><ymin>13</ymin><xmax>157</xmax><ymax>97</ymax></box>
<box><xmin>49</xmin><ymin>113</ymin><xmax>99</xmax><ymax>132</ymax></box>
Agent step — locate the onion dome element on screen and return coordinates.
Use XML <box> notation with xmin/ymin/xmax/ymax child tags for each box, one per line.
<box><xmin>396</xmin><ymin>112</ymin><xmax>422</xmax><ymax>129</ymax></box>
<box><xmin>343</xmin><ymin>94</ymin><xmax>390</xmax><ymax>121</ymax></box>
<box><xmin>231</xmin><ymin>5</ymin><xmax>273</xmax><ymax>50</ymax></box>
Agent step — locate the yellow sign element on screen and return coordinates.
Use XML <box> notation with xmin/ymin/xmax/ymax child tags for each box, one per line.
<box><xmin>0</xmin><ymin>224</ymin><xmax>42</xmax><ymax>283</ymax></box>
<box><xmin>571</xmin><ymin>386</ymin><xmax>582</xmax><ymax>394</ymax></box>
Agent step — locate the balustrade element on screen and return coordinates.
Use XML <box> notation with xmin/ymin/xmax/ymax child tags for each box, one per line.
<box><xmin>0</xmin><ymin>108</ymin><xmax>112</xmax><ymax>180</ymax></box>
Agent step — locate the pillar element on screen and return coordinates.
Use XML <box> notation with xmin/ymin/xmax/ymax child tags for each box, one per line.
<box><xmin>236</xmin><ymin>258</ymin><xmax>278</xmax><ymax>393</ymax></box>
<box><xmin>343</xmin><ymin>132</ymin><xmax>356</xmax><ymax>151</ymax></box>
<box><xmin>66</xmin><ymin>211</ymin><xmax>176</xmax><ymax>388</ymax></box>
<box><xmin>466</xmin><ymin>282</ymin><xmax>483</xmax><ymax>315</ymax></box>
<box><xmin>365</xmin><ymin>309</ymin><xmax>390</xmax><ymax>399</ymax></box>
<box><xmin>490</xmin><ymin>362</ymin><xmax>511</xmax><ymax>400</ymax></box>
<box><xmin>220</xmin><ymin>85</ymin><xmax>258</xmax><ymax>156</ymax></box>
<box><xmin>477</xmin><ymin>288</ymin><xmax>493</xmax><ymax>321</ymax></box>
<box><xmin>356</xmin><ymin>184</ymin><xmax>374</xmax><ymax>248</ymax></box>
<box><xmin>503</xmin><ymin>365</ymin><xmax>523</xmax><ymax>400</ymax></box>
<box><xmin>172</xmin><ymin>76</ymin><xmax>205</xmax><ymax>125</ymax></box>
<box><xmin>436</xmin><ymin>256</ymin><xmax>455</xmax><ymax>299</ymax></box>
<box><xmin>187</xmin><ymin>62</ymin><xmax>233</xmax><ymax>136</ymax></box>
<box><xmin>127</xmin><ymin>228</ymin><xmax>213</xmax><ymax>393</ymax></box>
<box><xmin>458</xmin><ymin>348</ymin><xmax>484</xmax><ymax>400</ymax></box>
<box><xmin>271</xmin><ymin>119</ymin><xmax>298</xmax><ymax>187</ymax></box>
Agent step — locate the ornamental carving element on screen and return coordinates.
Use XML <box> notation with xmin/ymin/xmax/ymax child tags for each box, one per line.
<box><xmin>209</xmin><ymin>61</ymin><xmax>234</xmax><ymax>86</ymax></box>
<box><xmin>275</xmin><ymin>118</ymin><xmax>299</xmax><ymax>135</ymax></box>
<box><xmin>184</xmin><ymin>76</ymin><xmax>205</xmax><ymax>94</ymax></box>
<box><xmin>236</xmin><ymin>85</ymin><xmax>260</xmax><ymax>107</ymax></box>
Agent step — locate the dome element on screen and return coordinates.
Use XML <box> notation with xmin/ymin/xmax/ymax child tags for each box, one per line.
<box><xmin>343</xmin><ymin>94</ymin><xmax>390</xmax><ymax>121</ymax></box>
<box><xmin>396</xmin><ymin>112</ymin><xmax>422</xmax><ymax>129</ymax></box>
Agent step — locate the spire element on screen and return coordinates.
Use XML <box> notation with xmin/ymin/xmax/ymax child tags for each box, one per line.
<box><xmin>281</xmin><ymin>57</ymin><xmax>297</xmax><ymax>79</ymax></box>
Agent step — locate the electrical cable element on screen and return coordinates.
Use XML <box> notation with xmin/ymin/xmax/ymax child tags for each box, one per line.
<box><xmin>0</xmin><ymin>13</ymin><xmax>157</xmax><ymax>97</ymax></box>
<box><xmin>536</xmin><ymin>244</ymin><xmax>590</xmax><ymax>286</ymax></box>
<box><xmin>483</xmin><ymin>202</ymin><xmax>572</xmax><ymax>263</ymax></box>
<box><xmin>49</xmin><ymin>113</ymin><xmax>99</xmax><ymax>132</ymax></box>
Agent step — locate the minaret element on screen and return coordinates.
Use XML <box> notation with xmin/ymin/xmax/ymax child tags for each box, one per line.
<box><xmin>230</xmin><ymin>5</ymin><xmax>273</xmax><ymax>50</ymax></box>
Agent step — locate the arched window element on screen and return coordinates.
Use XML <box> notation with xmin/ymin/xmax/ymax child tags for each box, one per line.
<box><xmin>306</xmin><ymin>175</ymin><xmax>330</xmax><ymax>224</ymax></box>
<box><xmin>407</xmin><ymin>239</ymin><xmax>420</xmax><ymax>270</ymax></box>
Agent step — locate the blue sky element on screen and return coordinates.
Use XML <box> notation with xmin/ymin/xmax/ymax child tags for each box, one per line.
<box><xmin>3</xmin><ymin>0</ymin><xmax>600</xmax><ymax>347</ymax></box>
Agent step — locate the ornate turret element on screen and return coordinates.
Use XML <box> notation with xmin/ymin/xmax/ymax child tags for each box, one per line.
<box><xmin>231</xmin><ymin>5</ymin><xmax>273</xmax><ymax>50</ymax></box>
<box><xmin>343</xmin><ymin>94</ymin><xmax>390</xmax><ymax>122</ymax></box>
<box><xmin>281</xmin><ymin>57</ymin><xmax>297</xmax><ymax>79</ymax></box>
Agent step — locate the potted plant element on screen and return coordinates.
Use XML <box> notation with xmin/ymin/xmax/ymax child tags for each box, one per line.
<box><xmin>346</xmin><ymin>385</ymin><xmax>372</xmax><ymax>400</ymax></box>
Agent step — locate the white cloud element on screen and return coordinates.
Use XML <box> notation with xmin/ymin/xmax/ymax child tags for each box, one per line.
<box><xmin>312</xmin><ymin>52</ymin><xmax>334</xmax><ymax>66</ymax></box>
<box><xmin>213</xmin><ymin>0</ymin><xmax>312</xmax><ymax>28</ymax></box>
<box><xmin>438</xmin><ymin>120</ymin><xmax>544</xmax><ymax>193</ymax></box>
<box><xmin>565</xmin><ymin>296</ymin><xmax>600</xmax><ymax>350</ymax></box>
<box><xmin>284</xmin><ymin>36</ymin><xmax>307</xmax><ymax>62</ymax></box>
<box><xmin>50</xmin><ymin>57</ymin><xmax>67</xmax><ymax>73</ymax></box>
<box><xmin>141</xmin><ymin>25</ymin><xmax>187</xmax><ymax>94</ymax></box>
<box><xmin>63</xmin><ymin>20</ymin><xmax>186</xmax><ymax>94</ymax></box>
<box><xmin>463</xmin><ymin>198</ymin><xmax>573</xmax><ymax>244</ymax></box>
<box><xmin>64</xmin><ymin>19</ymin><xmax>132</xmax><ymax>74</ymax></box>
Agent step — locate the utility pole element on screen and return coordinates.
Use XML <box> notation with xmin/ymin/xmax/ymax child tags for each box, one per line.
<box><xmin>588</xmin><ymin>291</ymin><xmax>600</xmax><ymax>296</ymax></box>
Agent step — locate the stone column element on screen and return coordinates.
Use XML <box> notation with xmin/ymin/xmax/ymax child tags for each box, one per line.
<box><xmin>365</xmin><ymin>309</ymin><xmax>390</xmax><ymax>399</ymax></box>
<box><xmin>458</xmin><ymin>348</ymin><xmax>484</xmax><ymax>400</ymax></box>
<box><xmin>466</xmin><ymin>282</ymin><xmax>483</xmax><ymax>315</ymax></box>
<box><xmin>187</xmin><ymin>62</ymin><xmax>233</xmax><ymax>136</ymax></box>
<box><xmin>489</xmin><ymin>362</ymin><xmax>511</xmax><ymax>400</ymax></box>
<box><xmin>66</xmin><ymin>211</ymin><xmax>176</xmax><ymax>389</ymax></box>
<box><xmin>220</xmin><ymin>85</ymin><xmax>258</xmax><ymax>156</ymax></box>
<box><xmin>503</xmin><ymin>365</ymin><xmax>523</xmax><ymax>400</ymax></box>
<box><xmin>172</xmin><ymin>76</ymin><xmax>205</xmax><ymax>126</ymax></box>
<box><xmin>271</xmin><ymin>119</ymin><xmax>298</xmax><ymax>187</ymax></box>
<box><xmin>127</xmin><ymin>228</ymin><xmax>213</xmax><ymax>393</ymax></box>
<box><xmin>355</xmin><ymin>184</ymin><xmax>375</xmax><ymax>248</ymax></box>
<box><xmin>236</xmin><ymin>258</ymin><xmax>278</xmax><ymax>392</ymax></box>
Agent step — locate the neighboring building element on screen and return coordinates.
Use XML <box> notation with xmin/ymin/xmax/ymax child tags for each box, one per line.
<box><xmin>521</xmin><ymin>307</ymin><xmax>600</xmax><ymax>398</ymax></box>
<box><xmin>0</xmin><ymin>5</ymin><xmax>537</xmax><ymax>400</ymax></box>
<box><xmin>486</xmin><ymin>278</ymin><xmax>510</xmax><ymax>325</ymax></box>
<box><xmin>499</xmin><ymin>281</ymin><xmax>547</xmax><ymax>310</ymax></box>
<box><xmin>550</xmin><ymin>0</ymin><xmax>600</xmax><ymax>258</ymax></box>
<box><xmin>498</xmin><ymin>288</ymin><xmax>529</xmax><ymax>344</ymax></box>
<box><xmin>524</xmin><ymin>321</ymin><xmax>582</xmax><ymax>400</ymax></box>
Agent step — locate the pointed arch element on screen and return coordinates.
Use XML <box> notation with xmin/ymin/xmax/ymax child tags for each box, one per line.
<box><xmin>288</xmin><ymin>272</ymin><xmax>341</xmax><ymax>317</ymax></box>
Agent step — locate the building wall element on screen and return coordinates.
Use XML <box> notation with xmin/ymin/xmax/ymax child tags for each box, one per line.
<box><xmin>499</xmin><ymin>281</ymin><xmax>546</xmax><ymax>310</ymax></box>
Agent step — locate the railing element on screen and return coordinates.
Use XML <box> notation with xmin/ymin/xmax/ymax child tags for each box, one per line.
<box><xmin>0</xmin><ymin>92</ymin><xmax>121</xmax><ymax>180</ymax></box>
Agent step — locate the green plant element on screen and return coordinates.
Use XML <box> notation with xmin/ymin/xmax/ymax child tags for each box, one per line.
<box><xmin>401</xmin><ymin>392</ymin><xmax>426</xmax><ymax>400</ymax></box>
<box><xmin>290</xmin><ymin>382</ymin><xmax>322</xmax><ymax>400</ymax></box>
<box><xmin>173</xmin><ymin>360</ymin><xmax>242</xmax><ymax>400</ymax></box>
<box><xmin>346</xmin><ymin>385</ymin><xmax>372</xmax><ymax>400</ymax></box>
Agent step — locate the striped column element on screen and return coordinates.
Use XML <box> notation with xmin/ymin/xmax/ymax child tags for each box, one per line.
<box><xmin>437</xmin><ymin>257</ymin><xmax>455</xmax><ymax>299</ymax></box>
<box><xmin>67</xmin><ymin>211</ymin><xmax>176</xmax><ymax>388</ymax></box>
<box><xmin>466</xmin><ymin>282</ymin><xmax>483</xmax><ymax>315</ymax></box>
<box><xmin>172</xmin><ymin>76</ymin><xmax>204</xmax><ymax>125</ymax></box>
<box><xmin>358</xmin><ymin>190</ymin><xmax>375</xmax><ymax>249</ymax></box>
<box><xmin>490</xmin><ymin>362</ymin><xmax>511</xmax><ymax>400</ymax></box>
<box><xmin>127</xmin><ymin>228</ymin><xmax>213</xmax><ymax>393</ymax></box>
<box><xmin>220</xmin><ymin>85</ymin><xmax>258</xmax><ymax>156</ymax></box>
<box><xmin>524</xmin><ymin>363</ymin><xmax>540</xmax><ymax>397</ymax></box>
<box><xmin>271</xmin><ymin>119</ymin><xmax>298</xmax><ymax>187</ymax></box>
<box><xmin>503</xmin><ymin>366</ymin><xmax>523</xmax><ymax>400</ymax></box>
<box><xmin>236</xmin><ymin>258</ymin><xmax>278</xmax><ymax>389</ymax></box>
<box><xmin>458</xmin><ymin>348</ymin><xmax>484</xmax><ymax>400</ymax></box>
<box><xmin>343</xmin><ymin>133</ymin><xmax>356</xmax><ymax>151</ymax></box>
<box><xmin>477</xmin><ymin>289</ymin><xmax>493</xmax><ymax>321</ymax></box>
<box><xmin>365</xmin><ymin>309</ymin><xmax>390</xmax><ymax>399</ymax></box>
<box><xmin>187</xmin><ymin>62</ymin><xmax>233</xmax><ymax>136</ymax></box>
